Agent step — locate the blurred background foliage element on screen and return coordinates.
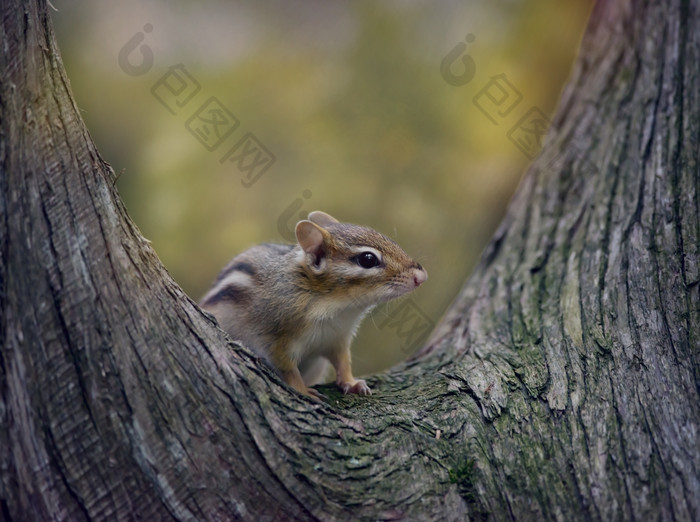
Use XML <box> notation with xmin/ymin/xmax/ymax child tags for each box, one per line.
<box><xmin>52</xmin><ymin>0</ymin><xmax>593</xmax><ymax>376</ymax></box>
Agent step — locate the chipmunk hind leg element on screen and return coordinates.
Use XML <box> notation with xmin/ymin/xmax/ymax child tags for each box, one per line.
<box><xmin>270</xmin><ymin>341</ymin><xmax>324</xmax><ymax>401</ymax></box>
<box><xmin>299</xmin><ymin>357</ymin><xmax>331</xmax><ymax>386</ymax></box>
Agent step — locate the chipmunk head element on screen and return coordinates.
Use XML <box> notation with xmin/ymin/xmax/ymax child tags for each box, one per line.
<box><xmin>294</xmin><ymin>211</ymin><xmax>427</xmax><ymax>309</ymax></box>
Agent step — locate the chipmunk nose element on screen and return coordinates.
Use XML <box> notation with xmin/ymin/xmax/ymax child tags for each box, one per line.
<box><xmin>413</xmin><ymin>267</ymin><xmax>428</xmax><ymax>287</ymax></box>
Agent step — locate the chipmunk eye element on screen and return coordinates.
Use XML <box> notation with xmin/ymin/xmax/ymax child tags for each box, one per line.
<box><xmin>354</xmin><ymin>252</ymin><xmax>381</xmax><ymax>269</ymax></box>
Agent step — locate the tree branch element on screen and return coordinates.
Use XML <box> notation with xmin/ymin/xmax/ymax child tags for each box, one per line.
<box><xmin>1</xmin><ymin>0</ymin><xmax>698</xmax><ymax>520</ymax></box>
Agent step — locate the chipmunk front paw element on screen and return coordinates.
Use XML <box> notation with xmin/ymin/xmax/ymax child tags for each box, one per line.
<box><xmin>338</xmin><ymin>379</ymin><xmax>372</xmax><ymax>396</ymax></box>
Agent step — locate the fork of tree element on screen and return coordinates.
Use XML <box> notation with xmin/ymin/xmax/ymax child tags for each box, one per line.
<box><xmin>1</xmin><ymin>1</ymin><xmax>698</xmax><ymax>520</ymax></box>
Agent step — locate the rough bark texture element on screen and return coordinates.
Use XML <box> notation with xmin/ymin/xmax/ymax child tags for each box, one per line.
<box><xmin>1</xmin><ymin>0</ymin><xmax>698</xmax><ymax>520</ymax></box>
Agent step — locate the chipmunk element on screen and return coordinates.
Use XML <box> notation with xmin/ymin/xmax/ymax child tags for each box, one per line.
<box><xmin>200</xmin><ymin>211</ymin><xmax>427</xmax><ymax>400</ymax></box>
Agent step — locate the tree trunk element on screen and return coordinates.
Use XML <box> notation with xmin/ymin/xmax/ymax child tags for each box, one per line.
<box><xmin>1</xmin><ymin>0</ymin><xmax>698</xmax><ymax>520</ymax></box>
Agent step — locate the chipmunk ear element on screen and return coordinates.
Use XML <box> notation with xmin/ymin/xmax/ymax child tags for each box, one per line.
<box><xmin>307</xmin><ymin>211</ymin><xmax>339</xmax><ymax>228</ymax></box>
<box><xmin>295</xmin><ymin>220</ymin><xmax>330</xmax><ymax>265</ymax></box>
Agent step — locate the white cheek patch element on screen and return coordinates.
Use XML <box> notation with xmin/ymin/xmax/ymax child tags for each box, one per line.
<box><xmin>337</xmin><ymin>262</ymin><xmax>378</xmax><ymax>278</ymax></box>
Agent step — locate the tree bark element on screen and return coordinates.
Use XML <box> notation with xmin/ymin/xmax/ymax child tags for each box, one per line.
<box><xmin>1</xmin><ymin>0</ymin><xmax>698</xmax><ymax>520</ymax></box>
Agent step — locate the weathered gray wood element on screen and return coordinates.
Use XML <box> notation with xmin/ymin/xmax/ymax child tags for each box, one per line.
<box><xmin>1</xmin><ymin>0</ymin><xmax>698</xmax><ymax>520</ymax></box>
